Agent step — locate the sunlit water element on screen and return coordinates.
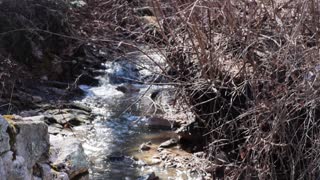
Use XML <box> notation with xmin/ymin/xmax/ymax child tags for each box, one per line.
<box><xmin>73</xmin><ymin>60</ymin><xmax>193</xmax><ymax>180</ymax></box>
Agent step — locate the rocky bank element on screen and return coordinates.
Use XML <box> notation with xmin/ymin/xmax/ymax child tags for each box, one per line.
<box><xmin>0</xmin><ymin>113</ymin><xmax>90</xmax><ymax>180</ymax></box>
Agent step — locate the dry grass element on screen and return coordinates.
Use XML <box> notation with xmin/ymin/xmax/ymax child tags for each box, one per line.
<box><xmin>140</xmin><ymin>0</ymin><xmax>320</xmax><ymax>179</ymax></box>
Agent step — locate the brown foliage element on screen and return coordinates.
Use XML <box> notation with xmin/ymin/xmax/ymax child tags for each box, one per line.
<box><xmin>146</xmin><ymin>0</ymin><xmax>320</xmax><ymax>179</ymax></box>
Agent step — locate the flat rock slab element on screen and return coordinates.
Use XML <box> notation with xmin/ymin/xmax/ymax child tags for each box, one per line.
<box><xmin>159</xmin><ymin>139</ymin><xmax>178</xmax><ymax>148</ymax></box>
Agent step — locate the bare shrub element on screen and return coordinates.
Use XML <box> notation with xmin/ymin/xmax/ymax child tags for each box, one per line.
<box><xmin>146</xmin><ymin>0</ymin><xmax>320</xmax><ymax>179</ymax></box>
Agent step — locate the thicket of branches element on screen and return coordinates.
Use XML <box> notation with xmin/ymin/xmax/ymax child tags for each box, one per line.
<box><xmin>2</xmin><ymin>0</ymin><xmax>320</xmax><ymax>178</ymax></box>
<box><xmin>96</xmin><ymin>0</ymin><xmax>320</xmax><ymax>178</ymax></box>
<box><xmin>145</xmin><ymin>0</ymin><xmax>320</xmax><ymax>179</ymax></box>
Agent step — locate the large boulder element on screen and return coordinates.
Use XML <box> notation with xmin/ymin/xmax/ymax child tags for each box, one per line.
<box><xmin>14</xmin><ymin>120</ymin><xmax>50</xmax><ymax>171</ymax></box>
<box><xmin>50</xmin><ymin>135</ymin><xmax>89</xmax><ymax>179</ymax></box>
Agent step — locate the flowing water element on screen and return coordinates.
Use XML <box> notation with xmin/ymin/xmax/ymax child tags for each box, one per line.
<box><xmin>73</xmin><ymin>55</ymin><xmax>194</xmax><ymax>179</ymax></box>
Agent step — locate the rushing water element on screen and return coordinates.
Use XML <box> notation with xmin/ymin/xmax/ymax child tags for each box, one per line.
<box><xmin>73</xmin><ymin>57</ymin><xmax>193</xmax><ymax>179</ymax></box>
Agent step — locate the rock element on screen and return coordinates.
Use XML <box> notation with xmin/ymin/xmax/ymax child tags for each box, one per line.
<box><xmin>22</xmin><ymin>115</ymin><xmax>45</xmax><ymax>121</ymax></box>
<box><xmin>20</xmin><ymin>110</ymin><xmax>40</xmax><ymax>117</ymax></box>
<box><xmin>52</xmin><ymin>113</ymin><xmax>75</xmax><ymax>124</ymax></box>
<box><xmin>106</xmin><ymin>154</ymin><xmax>125</xmax><ymax>162</ymax></box>
<box><xmin>79</xmin><ymin>73</ymin><xmax>99</xmax><ymax>86</ymax></box>
<box><xmin>151</xmin><ymin>156</ymin><xmax>161</xmax><ymax>165</ymax></box>
<box><xmin>146</xmin><ymin>116</ymin><xmax>172</xmax><ymax>129</ymax></box>
<box><xmin>0</xmin><ymin>116</ymin><xmax>10</xmax><ymax>154</ymax></box>
<box><xmin>38</xmin><ymin>163</ymin><xmax>54</xmax><ymax>180</ymax></box>
<box><xmin>140</xmin><ymin>143</ymin><xmax>151</xmax><ymax>151</ymax></box>
<box><xmin>116</xmin><ymin>84</ymin><xmax>140</xmax><ymax>93</ymax></box>
<box><xmin>1</xmin><ymin>151</ymin><xmax>31</xmax><ymax>180</ymax></box>
<box><xmin>14</xmin><ymin>120</ymin><xmax>50</xmax><ymax>171</ymax></box>
<box><xmin>50</xmin><ymin>136</ymin><xmax>89</xmax><ymax>179</ymax></box>
<box><xmin>159</xmin><ymin>139</ymin><xmax>178</xmax><ymax>148</ymax></box>
<box><xmin>68</xmin><ymin>103</ymin><xmax>92</xmax><ymax>113</ymax></box>
<box><xmin>48</xmin><ymin>125</ymin><xmax>62</xmax><ymax>135</ymax></box>
<box><xmin>141</xmin><ymin>172</ymin><xmax>159</xmax><ymax>180</ymax></box>
<box><xmin>0</xmin><ymin>116</ymin><xmax>53</xmax><ymax>180</ymax></box>
<box><xmin>52</xmin><ymin>171</ymin><xmax>69</xmax><ymax>180</ymax></box>
<box><xmin>45</xmin><ymin>109</ymin><xmax>91</xmax><ymax>126</ymax></box>
<box><xmin>51</xmin><ymin>113</ymin><xmax>85</xmax><ymax>126</ymax></box>
<box><xmin>107</xmin><ymin>61</ymin><xmax>140</xmax><ymax>84</ymax></box>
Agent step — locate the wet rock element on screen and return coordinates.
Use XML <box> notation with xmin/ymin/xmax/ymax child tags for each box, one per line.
<box><xmin>0</xmin><ymin>116</ymin><xmax>10</xmax><ymax>154</ymax></box>
<box><xmin>140</xmin><ymin>143</ymin><xmax>151</xmax><ymax>151</ymax></box>
<box><xmin>150</xmin><ymin>156</ymin><xmax>161</xmax><ymax>165</ymax></box>
<box><xmin>107</xmin><ymin>61</ymin><xmax>140</xmax><ymax>84</ymax></box>
<box><xmin>146</xmin><ymin>116</ymin><xmax>172</xmax><ymax>129</ymax></box>
<box><xmin>14</xmin><ymin>120</ymin><xmax>50</xmax><ymax>171</ymax></box>
<box><xmin>159</xmin><ymin>139</ymin><xmax>178</xmax><ymax>148</ymax></box>
<box><xmin>106</xmin><ymin>155</ymin><xmax>125</xmax><ymax>162</ymax></box>
<box><xmin>116</xmin><ymin>84</ymin><xmax>140</xmax><ymax>93</ymax></box>
<box><xmin>50</xmin><ymin>136</ymin><xmax>89</xmax><ymax>179</ymax></box>
<box><xmin>140</xmin><ymin>172</ymin><xmax>159</xmax><ymax>180</ymax></box>
<box><xmin>68</xmin><ymin>103</ymin><xmax>92</xmax><ymax>113</ymax></box>
<box><xmin>79</xmin><ymin>73</ymin><xmax>99</xmax><ymax>86</ymax></box>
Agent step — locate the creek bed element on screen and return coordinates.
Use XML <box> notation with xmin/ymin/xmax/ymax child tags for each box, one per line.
<box><xmin>73</xmin><ymin>60</ymin><xmax>194</xmax><ymax>179</ymax></box>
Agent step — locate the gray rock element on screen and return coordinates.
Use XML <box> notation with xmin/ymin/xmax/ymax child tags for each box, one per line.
<box><xmin>14</xmin><ymin>120</ymin><xmax>50</xmax><ymax>170</ymax></box>
<box><xmin>1</xmin><ymin>151</ymin><xmax>31</xmax><ymax>180</ymax></box>
<box><xmin>52</xmin><ymin>113</ymin><xmax>76</xmax><ymax>124</ymax></box>
<box><xmin>159</xmin><ymin>139</ymin><xmax>178</xmax><ymax>148</ymax></box>
<box><xmin>52</xmin><ymin>171</ymin><xmax>69</xmax><ymax>180</ymax></box>
<box><xmin>20</xmin><ymin>110</ymin><xmax>40</xmax><ymax>117</ymax></box>
<box><xmin>38</xmin><ymin>163</ymin><xmax>54</xmax><ymax>180</ymax></box>
<box><xmin>22</xmin><ymin>115</ymin><xmax>45</xmax><ymax>121</ymax></box>
<box><xmin>0</xmin><ymin>116</ymin><xmax>10</xmax><ymax>154</ymax></box>
<box><xmin>141</xmin><ymin>172</ymin><xmax>159</xmax><ymax>180</ymax></box>
<box><xmin>49</xmin><ymin>110</ymin><xmax>89</xmax><ymax>126</ymax></box>
<box><xmin>107</xmin><ymin>61</ymin><xmax>141</xmax><ymax>84</ymax></box>
<box><xmin>0</xmin><ymin>155</ymin><xmax>6</xmax><ymax>178</ymax></box>
<box><xmin>48</xmin><ymin>126</ymin><xmax>62</xmax><ymax>135</ymax></box>
<box><xmin>50</xmin><ymin>136</ymin><xmax>89</xmax><ymax>179</ymax></box>
<box><xmin>140</xmin><ymin>143</ymin><xmax>151</xmax><ymax>151</ymax></box>
<box><xmin>33</xmin><ymin>176</ymin><xmax>42</xmax><ymax>180</ymax></box>
<box><xmin>68</xmin><ymin>103</ymin><xmax>91</xmax><ymax>113</ymax></box>
<box><xmin>146</xmin><ymin>116</ymin><xmax>172</xmax><ymax>129</ymax></box>
<box><xmin>116</xmin><ymin>84</ymin><xmax>140</xmax><ymax>93</ymax></box>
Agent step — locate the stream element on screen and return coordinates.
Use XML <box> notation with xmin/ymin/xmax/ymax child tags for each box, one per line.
<box><xmin>72</xmin><ymin>52</ymin><xmax>193</xmax><ymax>179</ymax></box>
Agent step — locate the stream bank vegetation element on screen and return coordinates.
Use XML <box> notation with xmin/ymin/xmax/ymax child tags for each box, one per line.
<box><xmin>2</xmin><ymin>0</ymin><xmax>320</xmax><ymax>179</ymax></box>
<box><xmin>138</xmin><ymin>0</ymin><xmax>320</xmax><ymax>179</ymax></box>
